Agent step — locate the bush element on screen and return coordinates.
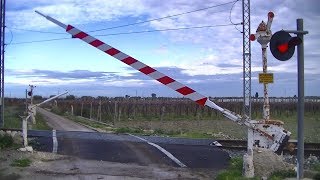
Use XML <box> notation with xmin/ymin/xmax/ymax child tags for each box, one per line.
<box><xmin>0</xmin><ymin>134</ymin><xmax>14</xmax><ymax>149</ymax></box>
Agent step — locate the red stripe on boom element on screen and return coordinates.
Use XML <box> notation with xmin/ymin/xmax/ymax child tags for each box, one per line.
<box><xmin>139</xmin><ymin>66</ymin><xmax>156</xmax><ymax>75</ymax></box>
<box><xmin>74</xmin><ymin>32</ymin><xmax>88</xmax><ymax>39</ymax></box>
<box><xmin>157</xmin><ymin>76</ymin><xmax>175</xmax><ymax>85</ymax></box>
<box><xmin>105</xmin><ymin>48</ymin><xmax>120</xmax><ymax>56</ymax></box>
<box><xmin>196</xmin><ymin>97</ymin><xmax>207</xmax><ymax>106</ymax></box>
<box><xmin>122</xmin><ymin>57</ymin><xmax>138</xmax><ymax>65</ymax></box>
<box><xmin>176</xmin><ymin>86</ymin><xmax>195</xmax><ymax>95</ymax></box>
<box><xmin>66</xmin><ymin>25</ymin><xmax>74</xmax><ymax>31</ymax></box>
<box><xmin>90</xmin><ymin>40</ymin><xmax>104</xmax><ymax>47</ymax></box>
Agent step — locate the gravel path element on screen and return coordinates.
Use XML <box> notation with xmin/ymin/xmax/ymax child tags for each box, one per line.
<box><xmin>37</xmin><ymin>108</ymin><xmax>95</xmax><ymax>132</ymax></box>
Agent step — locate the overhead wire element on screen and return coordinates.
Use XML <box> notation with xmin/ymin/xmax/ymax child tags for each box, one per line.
<box><xmin>88</xmin><ymin>0</ymin><xmax>238</xmax><ymax>32</ymax></box>
<box><xmin>229</xmin><ymin>0</ymin><xmax>242</xmax><ymax>33</ymax></box>
<box><xmin>6</xmin><ymin>27</ymin><xmax>67</xmax><ymax>34</ymax></box>
<box><xmin>5</xmin><ymin>27</ymin><xmax>13</xmax><ymax>47</ymax></box>
<box><xmin>10</xmin><ymin>23</ymin><xmax>240</xmax><ymax>45</ymax></box>
<box><xmin>9</xmin><ymin>0</ymin><xmax>242</xmax><ymax>45</ymax></box>
<box><xmin>10</xmin><ymin>37</ymin><xmax>71</xmax><ymax>45</ymax></box>
<box><xmin>95</xmin><ymin>23</ymin><xmax>239</xmax><ymax>37</ymax></box>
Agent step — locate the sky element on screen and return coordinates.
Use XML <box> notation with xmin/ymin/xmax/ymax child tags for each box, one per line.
<box><xmin>4</xmin><ymin>0</ymin><xmax>320</xmax><ymax>98</ymax></box>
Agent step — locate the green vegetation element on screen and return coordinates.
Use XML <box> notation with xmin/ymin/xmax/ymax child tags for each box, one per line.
<box><xmin>0</xmin><ymin>134</ymin><xmax>14</xmax><ymax>149</ymax></box>
<box><xmin>268</xmin><ymin>170</ymin><xmax>296</xmax><ymax>180</ymax></box>
<box><xmin>115</xmin><ymin>127</ymin><xmax>143</xmax><ymax>134</ymax></box>
<box><xmin>216</xmin><ymin>157</ymin><xmax>257</xmax><ymax>180</ymax></box>
<box><xmin>3</xmin><ymin>104</ymin><xmax>51</xmax><ymax>130</ymax></box>
<box><xmin>311</xmin><ymin>162</ymin><xmax>320</xmax><ymax>172</ymax></box>
<box><xmin>32</xmin><ymin>113</ymin><xmax>52</xmax><ymax>130</ymax></box>
<box><xmin>216</xmin><ymin>157</ymin><xmax>297</xmax><ymax>180</ymax></box>
<box><xmin>10</xmin><ymin>158</ymin><xmax>32</xmax><ymax>167</ymax></box>
<box><xmin>3</xmin><ymin>106</ymin><xmax>24</xmax><ymax>129</ymax></box>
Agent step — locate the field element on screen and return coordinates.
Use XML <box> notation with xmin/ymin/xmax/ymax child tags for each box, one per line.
<box><xmin>3</xmin><ymin>99</ymin><xmax>52</xmax><ymax>130</ymax></box>
<box><xmin>3</xmin><ymin>97</ymin><xmax>320</xmax><ymax>142</ymax></box>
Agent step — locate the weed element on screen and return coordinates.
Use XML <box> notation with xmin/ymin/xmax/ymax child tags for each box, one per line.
<box><xmin>0</xmin><ymin>135</ymin><xmax>14</xmax><ymax>149</ymax></box>
<box><xmin>33</xmin><ymin>113</ymin><xmax>52</xmax><ymax>130</ymax></box>
<box><xmin>115</xmin><ymin>127</ymin><xmax>131</xmax><ymax>134</ymax></box>
<box><xmin>154</xmin><ymin>128</ymin><xmax>165</xmax><ymax>135</ymax></box>
<box><xmin>268</xmin><ymin>170</ymin><xmax>296</xmax><ymax>179</ymax></box>
<box><xmin>311</xmin><ymin>162</ymin><xmax>320</xmax><ymax>172</ymax></box>
<box><xmin>216</xmin><ymin>157</ymin><xmax>260</xmax><ymax>180</ymax></box>
<box><xmin>10</xmin><ymin>158</ymin><xmax>32</xmax><ymax>167</ymax></box>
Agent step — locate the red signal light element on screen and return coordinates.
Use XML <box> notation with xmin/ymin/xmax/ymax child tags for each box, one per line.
<box><xmin>268</xmin><ymin>12</ymin><xmax>274</xmax><ymax>18</ymax></box>
<box><xmin>270</xmin><ymin>30</ymin><xmax>301</xmax><ymax>61</ymax></box>
<box><xmin>277</xmin><ymin>43</ymin><xmax>288</xmax><ymax>54</ymax></box>
<box><xmin>249</xmin><ymin>34</ymin><xmax>256</xmax><ymax>41</ymax></box>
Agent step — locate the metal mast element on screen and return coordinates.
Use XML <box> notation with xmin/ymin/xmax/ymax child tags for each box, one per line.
<box><xmin>0</xmin><ymin>0</ymin><xmax>5</xmax><ymax>127</ymax></box>
<box><xmin>242</xmin><ymin>0</ymin><xmax>251</xmax><ymax>119</ymax></box>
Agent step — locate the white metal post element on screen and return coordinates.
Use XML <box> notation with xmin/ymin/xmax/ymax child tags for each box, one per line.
<box><xmin>262</xmin><ymin>47</ymin><xmax>270</xmax><ymax>120</ymax></box>
<box><xmin>251</xmin><ymin>12</ymin><xmax>274</xmax><ymax>121</ymax></box>
<box><xmin>22</xmin><ymin>116</ymin><xmax>28</xmax><ymax>147</ymax></box>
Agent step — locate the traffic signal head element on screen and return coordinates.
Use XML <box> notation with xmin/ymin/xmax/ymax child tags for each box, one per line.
<box><xmin>270</xmin><ymin>30</ymin><xmax>301</xmax><ymax>61</ymax></box>
<box><xmin>28</xmin><ymin>91</ymin><xmax>32</xmax><ymax>96</ymax></box>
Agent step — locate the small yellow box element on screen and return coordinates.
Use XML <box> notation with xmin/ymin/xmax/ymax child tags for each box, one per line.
<box><xmin>259</xmin><ymin>73</ymin><xmax>274</xmax><ymax>84</ymax></box>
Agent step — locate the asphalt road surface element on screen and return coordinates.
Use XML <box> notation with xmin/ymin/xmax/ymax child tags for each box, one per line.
<box><xmin>32</xmin><ymin>109</ymin><xmax>230</xmax><ymax>177</ymax></box>
<box><xmin>29</xmin><ymin>130</ymin><xmax>230</xmax><ymax>169</ymax></box>
<box><xmin>37</xmin><ymin>107</ymin><xmax>95</xmax><ymax>132</ymax></box>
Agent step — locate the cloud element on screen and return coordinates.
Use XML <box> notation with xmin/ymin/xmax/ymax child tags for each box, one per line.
<box><xmin>5</xmin><ymin>0</ymin><xmax>320</xmax><ymax>97</ymax></box>
<box><xmin>7</xmin><ymin>0</ymin><xmax>146</xmax><ymax>29</ymax></box>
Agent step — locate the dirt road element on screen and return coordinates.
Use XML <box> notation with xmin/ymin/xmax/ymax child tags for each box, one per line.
<box><xmin>37</xmin><ymin>107</ymin><xmax>95</xmax><ymax>132</ymax></box>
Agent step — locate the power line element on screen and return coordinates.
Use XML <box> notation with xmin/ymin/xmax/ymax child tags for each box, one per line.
<box><xmin>6</xmin><ymin>27</ymin><xmax>66</xmax><ymax>34</ymax></box>
<box><xmin>229</xmin><ymin>0</ymin><xmax>242</xmax><ymax>33</ymax></box>
<box><xmin>88</xmin><ymin>0</ymin><xmax>238</xmax><ymax>32</ymax></box>
<box><xmin>10</xmin><ymin>37</ymin><xmax>70</xmax><ymax>45</ymax></box>
<box><xmin>6</xmin><ymin>0</ymin><xmax>238</xmax><ymax>37</ymax></box>
<box><xmin>10</xmin><ymin>23</ymin><xmax>239</xmax><ymax>45</ymax></box>
<box><xmin>95</xmin><ymin>23</ymin><xmax>239</xmax><ymax>37</ymax></box>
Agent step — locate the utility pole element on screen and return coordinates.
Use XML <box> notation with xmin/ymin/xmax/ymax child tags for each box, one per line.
<box><xmin>0</xmin><ymin>0</ymin><xmax>6</xmax><ymax>127</ymax></box>
<box><xmin>242</xmin><ymin>0</ymin><xmax>255</xmax><ymax>177</ymax></box>
<box><xmin>242</xmin><ymin>0</ymin><xmax>251</xmax><ymax>120</ymax></box>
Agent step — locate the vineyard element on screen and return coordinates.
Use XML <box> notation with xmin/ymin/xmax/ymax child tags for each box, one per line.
<box><xmin>4</xmin><ymin>97</ymin><xmax>320</xmax><ymax>142</ymax></box>
<box><xmin>36</xmin><ymin>97</ymin><xmax>320</xmax><ymax>122</ymax></box>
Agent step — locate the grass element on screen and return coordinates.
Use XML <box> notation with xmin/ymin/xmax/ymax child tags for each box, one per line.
<box><xmin>32</xmin><ymin>113</ymin><xmax>52</xmax><ymax>130</ymax></box>
<box><xmin>216</xmin><ymin>157</ymin><xmax>258</xmax><ymax>180</ymax></box>
<box><xmin>268</xmin><ymin>170</ymin><xmax>296</xmax><ymax>180</ymax></box>
<box><xmin>3</xmin><ymin>106</ymin><xmax>24</xmax><ymax>129</ymax></box>
<box><xmin>216</xmin><ymin>157</ymin><xmax>297</xmax><ymax>179</ymax></box>
<box><xmin>0</xmin><ymin>134</ymin><xmax>14</xmax><ymax>149</ymax></box>
<box><xmin>10</xmin><ymin>158</ymin><xmax>32</xmax><ymax>167</ymax></box>
<box><xmin>3</xmin><ymin>105</ymin><xmax>51</xmax><ymax>130</ymax></box>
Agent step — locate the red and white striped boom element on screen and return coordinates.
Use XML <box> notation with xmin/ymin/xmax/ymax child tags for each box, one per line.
<box><xmin>36</xmin><ymin>11</ymin><xmax>293</xmax><ymax>154</ymax></box>
<box><xmin>35</xmin><ymin>11</ymin><xmax>243</xmax><ymax>124</ymax></box>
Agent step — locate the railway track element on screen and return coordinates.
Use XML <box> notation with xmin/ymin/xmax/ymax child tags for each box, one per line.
<box><xmin>1</xmin><ymin>128</ymin><xmax>320</xmax><ymax>156</ymax></box>
<box><xmin>211</xmin><ymin>139</ymin><xmax>320</xmax><ymax>156</ymax></box>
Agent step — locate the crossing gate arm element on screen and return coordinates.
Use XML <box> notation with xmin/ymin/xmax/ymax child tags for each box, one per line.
<box><xmin>36</xmin><ymin>11</ymin><xmax>293</xmax><ymax>153</ymax></box>
<box><xmin>35</xmin><ymin>11</ymin><xmax>247</xmax><ymax>125</ymax></box>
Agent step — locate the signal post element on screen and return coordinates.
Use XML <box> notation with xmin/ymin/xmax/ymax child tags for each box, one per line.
<box><xmin>269</xmin><ymin>19</ymin><xmax>308</xmax><ymax>179</ymax></box>
<box><xmin>250</xmin><ymin>12</ymin><xmax>274</xmax><ymax>121</ymax></box>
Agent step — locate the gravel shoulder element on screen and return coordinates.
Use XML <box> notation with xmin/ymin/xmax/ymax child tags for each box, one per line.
<box><xmin>0</xmin><ymin>149</ymin><xmax>217</xmax><ymax>180</ymax></box>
